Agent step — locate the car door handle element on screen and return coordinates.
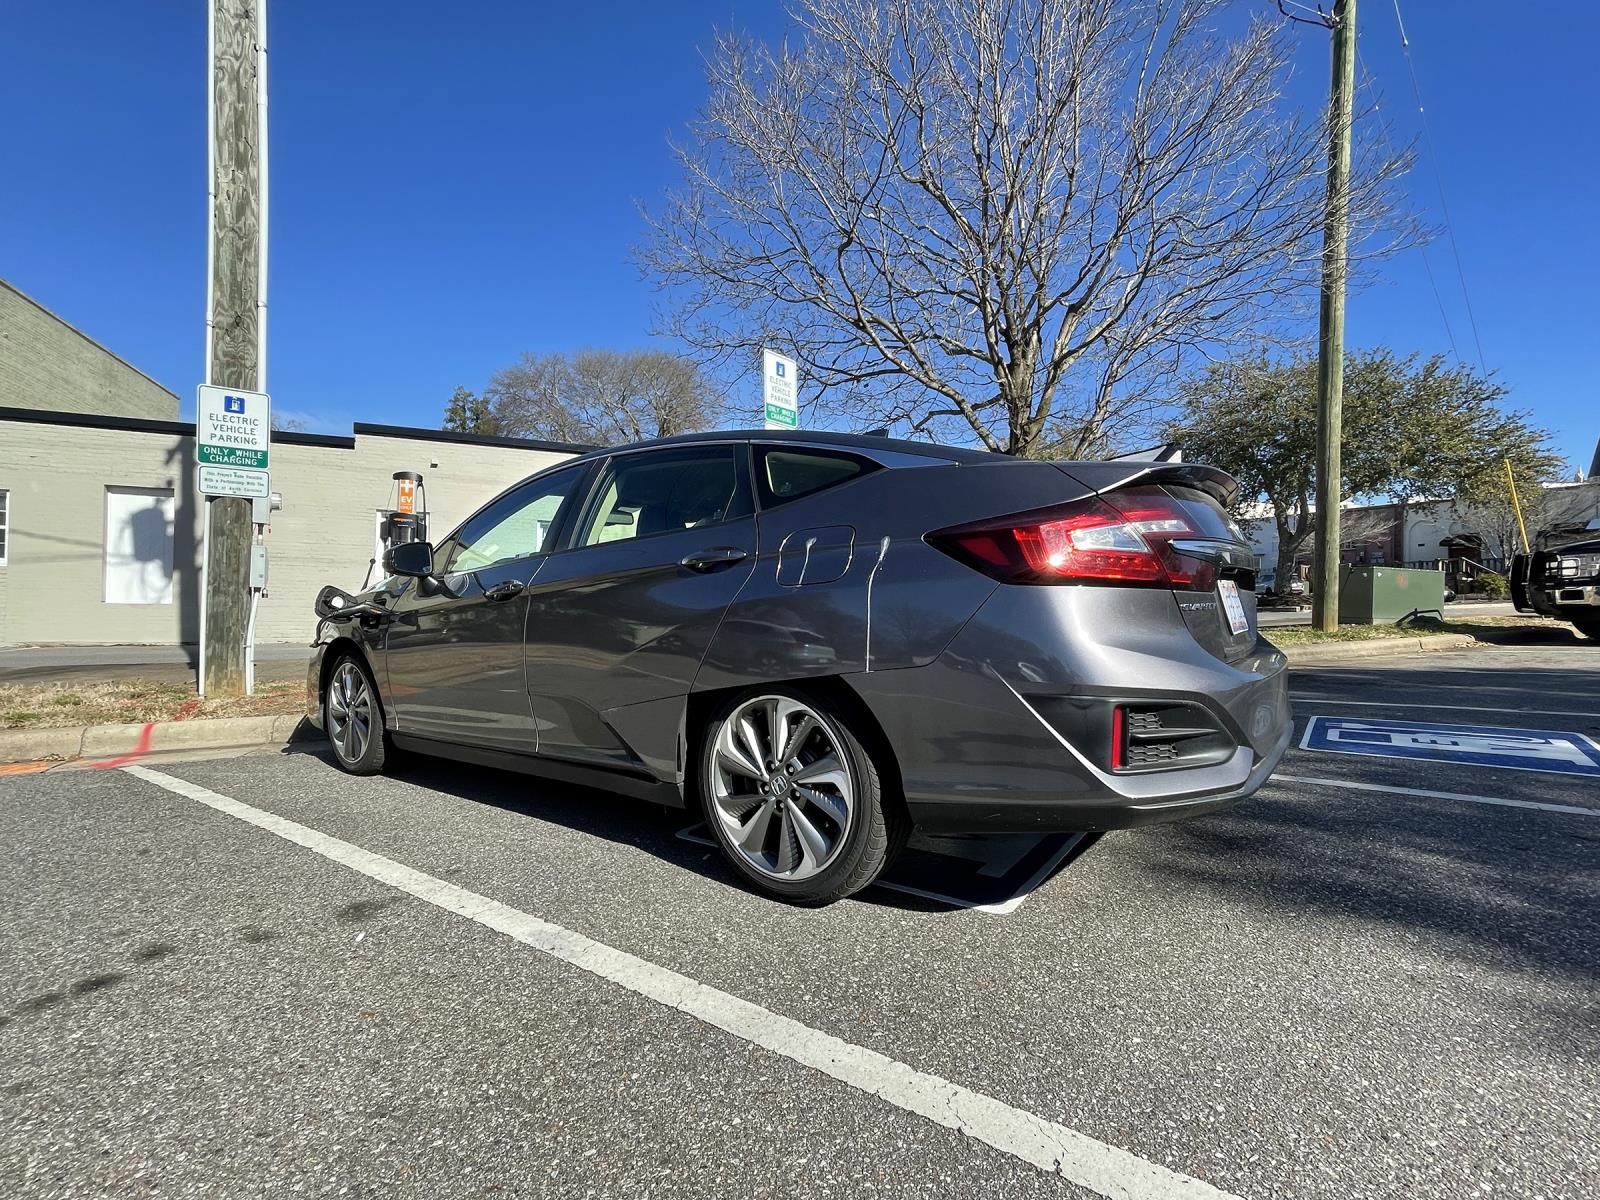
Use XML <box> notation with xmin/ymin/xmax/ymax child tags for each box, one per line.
<box><xmin>680</xmin><ymin>547</ymin><xmax>749</xmax><ymax>572</ymax></box>
<box><xmin>484</xmin><ymin>580</ymin><xmax>526</xmax><ymax>602</ymax></box>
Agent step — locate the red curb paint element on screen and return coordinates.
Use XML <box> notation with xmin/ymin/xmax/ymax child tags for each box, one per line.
<box><xmin>90</xmin><ymin>722</ymin><xmax>156</xmax><ymax>769</ymax></box>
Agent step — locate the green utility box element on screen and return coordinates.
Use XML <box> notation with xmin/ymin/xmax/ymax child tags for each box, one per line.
<box><xmin>1337</xmin><ymin>566</ymin><xmax>1447</xmax><ymax>624</ymax></box>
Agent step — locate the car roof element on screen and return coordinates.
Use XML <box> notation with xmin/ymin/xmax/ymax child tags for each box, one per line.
<box><xmin>570</xmin><ymin>428</ymin><xmax>1004</xmax><ymax>465</ymax></box>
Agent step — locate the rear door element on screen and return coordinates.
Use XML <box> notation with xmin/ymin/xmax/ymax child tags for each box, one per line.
<box><xmin>522</xmin><ymin>443</ymin><xmax>757</xmax><ymax>771</ymax></box>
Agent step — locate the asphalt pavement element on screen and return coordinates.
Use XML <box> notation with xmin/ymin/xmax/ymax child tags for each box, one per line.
<box><xmin>3</xmin><ymin>642</ymin><xmax>1597</xmax><ymax>1199</ymax></box>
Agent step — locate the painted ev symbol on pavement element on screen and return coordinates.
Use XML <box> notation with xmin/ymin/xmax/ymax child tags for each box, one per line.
<box><xmin>1301</xmin><ymin>716</ymin><xmax>1600</xmax><ymax>777</ymax></box>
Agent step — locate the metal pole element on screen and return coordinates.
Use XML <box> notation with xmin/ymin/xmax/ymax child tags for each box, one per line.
<box><xmin>1504</xmin><ymin>457</ymin><xmax>1531</xmax><ymax>555</ymax></box>
<box><xmin>1311</xmin><ymin>0</ymin><xmax>1356</xmax><ymax>632</ymax></box>
<box><xmin>242</xmin><ymin>0</ymin><xmax>269</xmax><ymax>697</ymax></box>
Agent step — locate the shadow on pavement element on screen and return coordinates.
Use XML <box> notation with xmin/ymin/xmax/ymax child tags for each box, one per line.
<box><xmin>1137</xmin><ymin>790</ymin><xmax>1600</xmax><ymax>988</ymax></box>
<box><xmin>285</xmin><ymin>742</ymin><xmax>1097</xmax><ymax>912</ymax></box>
<box><xmin>1291</xmin><ymin>662</ymin><xmax>1600</xmax><ymax>715</ymax></box>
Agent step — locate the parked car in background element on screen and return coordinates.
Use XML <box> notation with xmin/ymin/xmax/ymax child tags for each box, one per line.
<box><xmin>1512</xmin><ymin>518</ymin><xmax>1600</xmax><ymax>640</ymax></box>
<box><xmin>1255</xmin><ymin>570</ymin><xmax>1306</xmax><ymax>602</ymax></box>
<box><xmin>308</xmin><ymin>431</ymin><xmax>1292</xmax><ymax>904</ymax></box>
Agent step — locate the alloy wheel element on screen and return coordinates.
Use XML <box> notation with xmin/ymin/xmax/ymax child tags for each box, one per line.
<box><xmin>709</xmin><ymin>695</ymin><xmax>855</xmax><ymax>881</ymax></box>
<box><xmin>327</xmin><ymin>661</ymin><xmax>374</xmax><ymax>765</ymax></box>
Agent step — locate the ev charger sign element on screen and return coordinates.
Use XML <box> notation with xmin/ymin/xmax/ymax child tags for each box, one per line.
<box><xmin>196</xmin><ymin>385</ymin><xmax>270</xmax><ymax>497</ymax></box>
<box><xmin>1301</xmin><ymin>715</ymin><xmax>1600</xmax><ymax>778</ymax></box>
<box><xmin>762</xmin><ymin>349</ymin><xmax>798</xmax><ymax>429</ymax></box>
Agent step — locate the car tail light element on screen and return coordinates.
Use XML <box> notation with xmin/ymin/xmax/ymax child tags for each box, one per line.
<box><xmin>928</xmin><ymin>487</ymin><xmax>1219</xmax><ymax>590</ymax></box>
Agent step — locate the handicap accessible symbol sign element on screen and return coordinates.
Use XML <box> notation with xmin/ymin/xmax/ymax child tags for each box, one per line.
<box><xmin>1301</xmin><ymin>716</ymin><xmax>1600</xmax><ymax>778</ymax></box>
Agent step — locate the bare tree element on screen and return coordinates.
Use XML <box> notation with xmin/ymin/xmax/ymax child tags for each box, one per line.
<box><xmin>484</xmin><ymin>349</ymin><xmax>726</xmax><ymax>446</ymax></box>
<box><xmin>641</xmin><ymin>0</ymin><xmax>1412</xmax><ymax>456</ymax></box>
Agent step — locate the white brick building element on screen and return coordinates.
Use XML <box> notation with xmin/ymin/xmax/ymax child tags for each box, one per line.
<box><xmin>0</xmin><ymin>277</ymin><xmax>586</xmax><ymax>647</ymax></box>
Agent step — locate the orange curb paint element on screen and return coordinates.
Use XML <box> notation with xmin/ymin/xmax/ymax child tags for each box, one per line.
<box><xmin>0</xmin><ymin>760</ymin><xmax>54</xmax><ymax>777</ymax></box>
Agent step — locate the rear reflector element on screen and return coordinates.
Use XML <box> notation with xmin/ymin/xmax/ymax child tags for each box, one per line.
<box><xmin>1110</xmin><ymin>706</ymin><xmax>1124</xmax><ymax>769</ymax></box>
<box><xmin>927</xmin><ymin>487</ymin><xmax>1219</xmax><ymax>590</ymax></box>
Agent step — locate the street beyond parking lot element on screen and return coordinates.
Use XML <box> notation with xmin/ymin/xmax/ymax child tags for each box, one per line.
<box><xmin>2</xmin><ymin>643</ymin><xmax>1597</xmax><ymax>1199</ymax></box>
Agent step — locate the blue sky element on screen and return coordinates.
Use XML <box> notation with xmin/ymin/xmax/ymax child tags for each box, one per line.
<box><xmin>1</xmin><ymin>2</ymin><xmax>1595</xmax><ymax>471</ymax></box>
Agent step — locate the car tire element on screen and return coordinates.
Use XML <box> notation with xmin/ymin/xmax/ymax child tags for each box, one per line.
<box><xmin>698</xmin><ymin>686</ymin><xmax>906</xmax><ymax>906</ymax></box>
<box><xmin>323</xmin><ymin>653</ymin><xmax>387</xmax><ymax>775</ymax></box>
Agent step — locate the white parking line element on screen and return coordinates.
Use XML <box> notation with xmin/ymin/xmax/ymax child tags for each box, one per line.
<box><xmin>1288</xmin><ymin>695</ymin><xmax>1598</xmax><ymax>720</ymax></box>
<box><xmin>1271</xmin><ymin>772</ymin><xmax>1600</xmax><ymax>817</ymax></box>
<box><xmin>124</xmin><ymin>764</ymin><xmax>1239</xmax><ymax>1200</ymax></box>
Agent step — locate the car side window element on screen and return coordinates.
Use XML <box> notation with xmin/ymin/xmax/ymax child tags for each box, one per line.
<box><xmin>756</xmin><ymin>447</ymin><xmax>875</xmax><ymax>509</ymax></box>
<box><xmin>442</xmin><ymin>465</ymin><xmax>584</xmax><ymax>574</ymax></box>
<box><xmin>577</xmin><ymin>447</ymin><xmax>750</xmax><ymax>547</ymax></box>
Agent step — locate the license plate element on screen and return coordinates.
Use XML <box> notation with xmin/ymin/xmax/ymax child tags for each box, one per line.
<box><xmin>1218</xmin><ymin>579</ymin><xmax>1250</xmax><ymax>635</ymax></box>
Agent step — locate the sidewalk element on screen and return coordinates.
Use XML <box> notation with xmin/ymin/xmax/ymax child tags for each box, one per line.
<box><xmin>0</xmin><ymin>642</ymin><xmax>311</xmax><ymax>685</ymax></box>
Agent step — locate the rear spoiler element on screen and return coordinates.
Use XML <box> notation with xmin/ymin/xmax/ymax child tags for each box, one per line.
<box><xmin>1051</xmin><ymin>461</ymin><xmax>1238</xmax><ymax>509</ymax></box>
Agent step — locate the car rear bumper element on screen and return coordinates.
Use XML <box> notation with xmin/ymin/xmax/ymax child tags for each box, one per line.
<box><xmin>940</xmin><ymin>717</ymin><xmax>1293</xmax><ymax>832</ymax></box>
<box><xmin>849</xmin><ymin>584</ymin><xmax>1292</xmax><ymax>833</ymax></box>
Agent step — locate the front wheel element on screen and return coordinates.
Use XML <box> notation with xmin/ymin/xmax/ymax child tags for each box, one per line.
<box><xmin>698</xmin><ymin>688</ymin><xmax>905</xmax><ymax>905</ymax></box>
<box><xmin>324</xmin><ymin>654</ymin><xmax>387</xmax><ymax>774</ymax></box>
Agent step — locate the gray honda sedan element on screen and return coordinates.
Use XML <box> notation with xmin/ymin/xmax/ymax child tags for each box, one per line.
<box><xmin>307</xmin><ymin>430</ymin><xmax>1290</xmax><ymax>904</ymax></box>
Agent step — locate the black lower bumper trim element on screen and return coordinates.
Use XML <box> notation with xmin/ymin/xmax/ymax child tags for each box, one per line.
<box><xmin>908</xmin><ymin>720</ymin><xmax>1294</xmax><ymax>834</ymax></box>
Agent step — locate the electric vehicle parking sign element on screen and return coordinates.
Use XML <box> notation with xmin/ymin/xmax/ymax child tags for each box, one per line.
<box><xmin>1301</xmin><ymin>716</ymin><xmax>1600</xmax><ymax>777</ymax></box>
<box><xmin>197</xmin><ymin>385</ymin><xmax>270</xmax><ymax>469</ymax></box>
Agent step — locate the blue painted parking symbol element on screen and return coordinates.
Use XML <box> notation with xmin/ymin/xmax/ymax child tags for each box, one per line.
<box><xmin>1302</xmin><ymin>716</ymin><xmax>1600</xmax><ymax>777</ymax></box>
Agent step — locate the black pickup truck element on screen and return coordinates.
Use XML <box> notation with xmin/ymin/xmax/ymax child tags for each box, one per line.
<box><xmin>1511</xmin><ymin>519</ymin><xmax>1600</xmax><ymax>640</ymax></box>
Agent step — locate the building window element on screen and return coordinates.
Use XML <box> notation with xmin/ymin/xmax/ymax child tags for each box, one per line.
<box><xmin>0</xmin><ymin>489</ymin><xmax>8</xmax><ymax>566</ymax></box>
<box><xmin>104</xmin><ymin>486</ymin><xmax>175</xmax><ymax>604</ymax></box>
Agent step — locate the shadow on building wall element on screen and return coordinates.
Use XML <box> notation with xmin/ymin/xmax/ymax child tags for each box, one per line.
<box><xmin>165</xmin><ymin>441</ymin><xmax>200</xmax><ymax>665</ymax></box>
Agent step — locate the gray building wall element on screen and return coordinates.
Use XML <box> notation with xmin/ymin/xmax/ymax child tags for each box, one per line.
<box><xmin>0</xmin><ymin>412</ymin><xmax>580</xmax><ymax>647</ymax></box>
<box><xmin>0</xmin><ymin>279</ymin><xmax>180</xmax><ymax>420</ymax></box>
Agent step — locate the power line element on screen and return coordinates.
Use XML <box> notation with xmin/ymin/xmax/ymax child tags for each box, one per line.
<box><xmin>1390</xmin><ymin>0</ymin><xmax>1488</xmax><ymax>371</ymax></box>
<box><xmin>1353</xmin><ymin>43</ymin><xmax>1459</xmax><ymax>358</ymax></box>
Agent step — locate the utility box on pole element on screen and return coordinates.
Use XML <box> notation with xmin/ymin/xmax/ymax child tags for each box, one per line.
<box><xmin>201</xmin><ymin>0</ymin><xmax>268</xmax><ymax>697</ymax></box>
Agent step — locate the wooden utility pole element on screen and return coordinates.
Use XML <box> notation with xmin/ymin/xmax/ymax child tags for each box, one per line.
<box><xmin>1311</xmin><ymin>0</ymin><xmax>1356</xmax><ymax>632</ymax></box>
<box><xmin>203</xmin><ymin>0</ymin><xmax>267</xmax><ymax>695</ymax></box>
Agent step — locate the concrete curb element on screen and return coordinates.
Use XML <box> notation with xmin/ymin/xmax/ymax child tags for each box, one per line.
<box><xmin>1278</xmin><ymin>632</ymin><xmax>1479</xmax><ymax>665</ymax></box>
<box><xmin>0</xmin><ymin>713</ymin><xmax>310</xmax><ymax>765</ymax></box>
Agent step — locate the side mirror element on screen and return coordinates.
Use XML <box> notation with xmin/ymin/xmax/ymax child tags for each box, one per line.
<box><xmin>384</xmin><ymin>540</ymin><xmax>435</xmax><ymax>578</ymax></box>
